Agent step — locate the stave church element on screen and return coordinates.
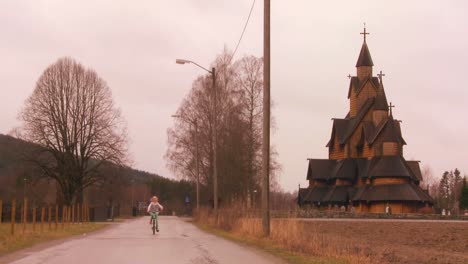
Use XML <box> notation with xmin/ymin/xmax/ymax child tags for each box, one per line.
<box><xmin>298</xmin><ymin>28</ymin><xmax>433</xmax><ymax>214</ymax></box>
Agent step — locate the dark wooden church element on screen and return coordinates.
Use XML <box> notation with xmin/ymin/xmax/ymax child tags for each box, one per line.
<box><xmin>298</xmin><ymin>28</ymin><xmax>433</xmax><ymax>214</ymax></box>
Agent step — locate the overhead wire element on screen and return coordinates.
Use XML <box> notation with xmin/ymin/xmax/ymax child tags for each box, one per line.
<box><xmin>228</xmin><ymin>0</ymin><xmax>257</xmax><ymax>64</ymax></box>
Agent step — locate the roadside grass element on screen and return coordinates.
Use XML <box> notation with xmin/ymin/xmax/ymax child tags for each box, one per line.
<box><xmin>193</xmin><ymin>208</ymin><xmax>373</xmax><ymax>264</ymax></box>
<box><xmin>195</xmin><ymin>222</ymin><xmax>345</xmax><ymax>264</ymax></box>
<box><xmin>0</xmin><ymin>223</ymin><xmax>107</xmax><ymax>256</ymax></box>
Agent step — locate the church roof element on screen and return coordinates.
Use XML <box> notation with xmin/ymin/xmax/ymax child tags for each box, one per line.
<box><xmin>322</xmin><ymin>185</ymin><xmax>355</xmax><ymax>203</ymax></box>
<box><xmin>347</xmin><ymin>76</ymin><xmax>380</xmax><ymax>98</ymax></box>
<box><xmin>306</xmin><ymin>156</ymin><xmax>420</xmax><ymax>182</ymax></box>
<box><xmin>364</xmin><ymin>156</ymin><xmax>412</xmax><ymax>179</ymax></box>
<box><xmin>356</xmin><ymin>42</ymin><xmax>374</xmax><ymax>67</ymax></box>
<box><xmin>301</xmin><ymin>186</ymin><xmax>330</xmax><ymax>203</ymax></box>
<box><xmin>352</xmin><ymin>184</ymin><xmax>433</xmax><ymax>202</ymax></box>
<box><xmin>299</xmin><ymin>183</ymin><xmax>433</xmax><ymax>204</ymax></box>
<box><xmin>361</xmin><ymin>118</ymin><xmax>406</xmax><ymax>145</ymax></box>
<box><xmin>379</xmin><ymin>117</ymin><xmax>406</xmax><ymax>144</ymax></box>
<box><xmin>327</xmin><ymin>98</ymin><xmax>375</xmax><ymax>147</ymax></box>
<box><xmin>373</xmin><ymin>88</ymin><xmax>389</xmax><ymax>111</ymax></box>
<box><xmin>407</xmin><ymin>161</ymin><xmax>423</xmax><ymax>182</ymax></box>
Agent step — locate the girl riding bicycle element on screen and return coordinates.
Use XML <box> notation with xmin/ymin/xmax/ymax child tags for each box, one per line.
<box><xmin>147</xmin><ymin>196</ymin><xmax>164</xmax><ymax>232</ymax></box>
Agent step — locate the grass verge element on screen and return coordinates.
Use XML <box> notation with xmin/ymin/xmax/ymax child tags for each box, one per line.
<box><xmin>0</xmin><ymin>222</ymin><xmax>108</xmax><ymax>256</ymax></box>
<box><xmin>194</xmin><ymin>222</ymin><xmax>346</xmax><ymax>264</ymax></box>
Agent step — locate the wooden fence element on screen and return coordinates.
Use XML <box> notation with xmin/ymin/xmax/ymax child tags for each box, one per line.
<box><xmin>0</xmin><ymin>197</ymin><xmax>92</xmax><ymax>235</ymax></box>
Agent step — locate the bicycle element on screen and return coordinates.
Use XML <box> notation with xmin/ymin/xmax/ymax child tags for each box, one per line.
<box><xmin>149</xmin><ymin>212</ymin><xmax>159</xmax><ymax>235</ymax></box>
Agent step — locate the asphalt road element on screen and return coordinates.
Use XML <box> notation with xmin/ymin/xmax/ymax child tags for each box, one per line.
<box><xmin>5</xmin><ymin>216</ymin><xmax>285</xmax><ymax>264</ymax></box>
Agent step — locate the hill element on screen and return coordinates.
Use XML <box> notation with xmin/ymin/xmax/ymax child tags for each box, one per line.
<box><xmin>0</xmin><ymin>134</ymin><xmax>197</xmax><ymax>214</ymax></box>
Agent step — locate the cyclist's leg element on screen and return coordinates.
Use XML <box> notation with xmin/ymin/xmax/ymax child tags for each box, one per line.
<box><xmin>155</xmin><ymin>213</ymin><xmax>159</xmax><ymax>231</ymax></box>
<box><xmin>150</xmin><ymin>212</ymin><xmax>156</xmax><ymax>226</ymax></box>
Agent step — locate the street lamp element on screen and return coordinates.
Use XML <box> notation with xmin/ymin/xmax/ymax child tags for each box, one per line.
<box><xmin>176</xmin><ymin>59</ymin><xmax>218</xmax><ymax>216</ymax></box>
<box><xmin>172</xmin><ymin>114</ymin><xmax>200</xmax><ymax>210</ymax></box>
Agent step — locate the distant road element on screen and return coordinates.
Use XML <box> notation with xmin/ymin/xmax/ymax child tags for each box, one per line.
<box><xmin>295</xmin><ymin>217</ymin><xmax>468</xmax><ymax>223</ymax></box>
<box><xmin>4</xmin><ymin>217</ymin><xmax>285</xmax><ymax>264</ymax></box>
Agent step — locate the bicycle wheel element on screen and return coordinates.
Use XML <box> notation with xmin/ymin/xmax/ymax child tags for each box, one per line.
<box><xmin>152</xmin><ymin>218</ymin><xmax>156</xmax><ymax>235</ymax></box>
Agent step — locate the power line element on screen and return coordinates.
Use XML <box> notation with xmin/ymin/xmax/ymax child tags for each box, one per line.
<box><xmin>229</xmin><ymin>0</ymin><xmax>256</xmax><ymax>64</ymax></box>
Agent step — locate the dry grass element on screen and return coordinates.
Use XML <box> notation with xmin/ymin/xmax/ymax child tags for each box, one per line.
<box><xmin>0</xmin><ymin>222</ymin><xmax>106</xmax><ymax>256</ymax></box>
<box><xmin>194</xmin><ymin>208</ymin><xmax>468</xmax><ymax>264</ymax></box>
<box><xmin>194</xmin><ymin>208</ymin><xmax>371</xmax><ymax>264</ymax></box>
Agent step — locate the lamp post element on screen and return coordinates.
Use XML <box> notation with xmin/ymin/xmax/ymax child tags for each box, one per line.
<box><xmin>176</xmin><ymin>59</ymin><xmax>218</xmax><ymax>215</ymax></box>
<box><xmin>172</xmin><ymin>115</ymin><xmax>200</xmax><ymax>210</ymax></box>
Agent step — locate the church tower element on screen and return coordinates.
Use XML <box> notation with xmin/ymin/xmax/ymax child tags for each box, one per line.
<box><xmin>299</xmin><ymin>26</ymin><xmax>433</xmax><ymax>214</ymax></box>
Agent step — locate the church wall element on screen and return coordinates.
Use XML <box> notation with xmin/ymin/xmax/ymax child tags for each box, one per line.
<box><xmin>348</xmin><ymin>124</ymin><xmax>362</xmax><ymax>158</ymax></box>
<box><xmin>357</xmin><ymin>178</ymin><xmax>367</xmax><ymax>186</ymax></box>
<box><xmin>357</xmin><ymin>66</ymin><xmax>372</xmax><ymax>80</ymax></box>
<box><xmin>350</xmin><ymin>92</ymin><xmax>357</xmax><ymax>117</ymax></box>
<box><xmin>329</xmin><ymin>135</ymin><xmax>347</xmax><ymax>160</ymax></box>
<box><xmin>348</xmin><ymin>110</ymin><xmax>373</xmax><ymax>158</ymax></box>
<box><xmin>382</xmin><ymin>142</ymin><xmax>400</xmax><ymax>156</ymax></box>
<box><xmin>362</xmin><ymin>144</ymin><xmax>374</xmax><ymax>157</ymax></box>
<box><xmin>309</xmin><ymin>180</ymin><xmax>327</xmax><ymax>187</ymax></box>
<box><xmin>372</xmin><ymin>177</ymin><xmax>408</xmax><ymax>185</ymax></box>
<box><xmin>369</xmin><ymin>202</ymin><xmax>425</xmax><ymax>214</ymax></box>
<box><xmin>336</xmin><ymin>179</ymin><xmax>352</xmax><ymax>186</ymax></box>
<box><xmin>356</xmin><ymin>83</ymin><xmax>377</xmax><ymax>111</ymax></box>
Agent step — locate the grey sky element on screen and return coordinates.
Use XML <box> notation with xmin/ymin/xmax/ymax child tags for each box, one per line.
<box><xmin>1</xmin><ymin>0</ymin><xmax>467</xmax><ymax>191</ymax></box>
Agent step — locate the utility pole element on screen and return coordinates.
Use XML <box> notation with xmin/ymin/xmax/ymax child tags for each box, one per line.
<box><xmin>194</xmin><ymin>120</ymin><xmax>200</xmax><ymax>210</ymax></box>
<box><xmin>212</xmin><ymin>67</ymin><xmax>218</xmax><ymax>216</ymax></box>
<box><xmin>262</xmin><ymin>0</ymin><xmax>271</xmax><ymax>237</ymax></box>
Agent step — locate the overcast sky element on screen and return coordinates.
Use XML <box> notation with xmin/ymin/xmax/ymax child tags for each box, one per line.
<box><xmin>1</xmin><ymin>0</ymin><xmax>467</xmax><ymax>191</ymax></box>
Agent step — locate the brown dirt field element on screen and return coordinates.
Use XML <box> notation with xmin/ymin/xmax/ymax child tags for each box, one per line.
<box><xmin>301</xmin><ymin>220</ymin><xmax>468</xmax><ymax>264</ymax></box>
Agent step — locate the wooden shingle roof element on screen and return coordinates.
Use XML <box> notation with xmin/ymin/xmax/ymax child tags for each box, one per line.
<box><xmin>352</xmin><ymin>184</ymin><xmax>433</xmax><ymax>202</ymax></box>
<box><xmin>356</xmin><ymin>42</ymin><xmax>374</xmax><ymax>67</ymax></box>
<box><xmin>306</xmin><ymin>156</ymin><xmax>420</xmax><ymax>182</ymax></box>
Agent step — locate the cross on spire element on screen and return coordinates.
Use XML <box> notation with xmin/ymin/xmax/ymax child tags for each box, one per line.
<box><xmin>377</xmin><ymin>70</ymin><xmax>385</xmax><ymax>84</ymax></box>
<box><xmin>347</xmin><ymin>74</ymin><xmax>352</xmax><ymax>79</ymax></box>
<box><xmin>360</xmin><ymin>23</ymin><xmax>370</xmax><ymax>42</ymax></box>
<box><xmin>389</xmin><ymin>102</ymin><xmax>395</xmax><ymax>116</ymax></box>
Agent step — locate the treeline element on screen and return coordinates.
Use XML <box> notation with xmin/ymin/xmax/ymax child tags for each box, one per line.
<box><xmin>423</xmin><ymin>167</ymin><xmax>468</xmax><ymax>214</ymax></box>
<box><xmin>0</xmin><ymin>133</ymin><xmax>196</xmax><ymax>214</ymax></box>
<box><xmin>166</xmin><ymin>50</ymin><xmax>281</xmax><ymax>208</ymax></box>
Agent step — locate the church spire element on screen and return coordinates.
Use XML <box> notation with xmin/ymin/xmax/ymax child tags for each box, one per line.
<box><xmin>356</xmin><ymin>24</ymin><xmax>374</xmax><ymax>67</ymax></box>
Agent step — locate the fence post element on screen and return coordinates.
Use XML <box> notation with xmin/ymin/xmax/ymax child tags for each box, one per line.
<box><xmin>85</xmin><ymin>204</ymin><xmax>88</xmax><ymax>222</ymax></box>
<box><xmin>32</xmin><ymin>207</ymin><xmax>36</xmax><ymax>232</ymax></box>
<box><xmin>11</xmin><ymin>199</ymin><xmax>16</xmax><ymax>235</ymax></box>
<box><xmin>61</xmin><ymin>206</ymin><xmax>65</xmax><ymax>229</ymax></box>
<box><xmin>0</xmin><ymin>197</ymin><xmax>3</xmax><ymax>224</ymax></box>
<box><xmin>23</xmin><ymin>198</ymin><xmax>28</xmax><ymax>234</ymax></box>
<box><xmin>55</xmin><ymin>205</ymin><xmax>58</xmax><ymax>230</ymax></box>
<box><xmin>41</xmin><ymin>207</ymin><xmax>45</xmax><ymax>232</ymax></box>
<box><xmin>82</xmin><ymin>204</ymin><xmax>85</xmax><ymax>223</ymax></box>
<box><xmin>48</xmin><ymin>206</ymin><xmax>52</xmax><ymax>230</ymax></box>
<box><xmin>77</xmin><ymin>203</ymin><xmax>81</xmax><ymax>223</ymax></box>
<box><xmin>67</xmin><ymin>206</ymin><xmax>71</xmax><ymax>226</ymax></box>
<box><xmin>71</xmin><ymin>204</ymin><xmax>75</xmax><ymax>224</ymax></box>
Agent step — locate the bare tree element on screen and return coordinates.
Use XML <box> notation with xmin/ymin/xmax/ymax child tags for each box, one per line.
<box><xmin>235</xmin><ymin>56</ymin><xmax>263</xmax><ymax>205</ymax></box>
<box><xmin>166</xmin><ymin>51</ymin><xmax>281</xmax><ymax>206</ymax></box>
<box><xmin>19</xmin><ymin>57</ymin><xmax>128</xmax><ymax>205</ymax></box>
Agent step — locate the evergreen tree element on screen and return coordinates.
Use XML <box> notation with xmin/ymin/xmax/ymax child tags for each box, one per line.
<box><xmin>460</xmin><ymin>177</ymin><xmax>468</xmax><ymax>210</ymax></box>
<box><xmin>438</xmin><ymin>171</ymin><xmax>450</xmax><ymax>209</ymax></box>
